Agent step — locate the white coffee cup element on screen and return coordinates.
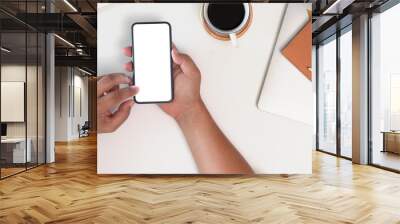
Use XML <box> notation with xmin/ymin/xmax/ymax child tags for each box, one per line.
<box><xmin>201</xmin><ymin>3</ymin><xmax>252</xmax><ymax>47</ymax></box>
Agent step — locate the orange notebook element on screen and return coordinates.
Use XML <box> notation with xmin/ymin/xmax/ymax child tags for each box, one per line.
<box><xmin>281</xmin><ymin>19</ymin><xmax>311</xmax><ymax>80</ymax></box>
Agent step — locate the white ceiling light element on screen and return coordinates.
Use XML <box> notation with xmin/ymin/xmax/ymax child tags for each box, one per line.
<box><xmin>54</xmin><ymin>34</ymin><xmax>75</xmax><ymax>48</ymax></box>
<box><xmin>323</xmin><ymin>0</ymin><xmax>355</xmax><ymax>15</ymax></box>
<box><xmin>1</xmin><ymin>47</ymin><xmax>11</xmax><ymax>53</ymax></box>
<box><xmin>78</xmin><ymin>67</ymin><xmax>93</xmax><ymax>76</ymax></box>
<box><xmin>63</xmin><ymin>0</ymin><xmax>78</xmax><ymax>12</ymax></box>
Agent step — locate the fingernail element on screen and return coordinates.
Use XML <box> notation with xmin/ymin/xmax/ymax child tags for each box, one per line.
<box><xmin>128</xmin><ymin>100</ymin><xmax>134</xmax><ymax>107</ymax></box>
<box><xmin>171</xmin><ymin>49</ymin><xmax>178</xmax><ymax>61</ymax></box>
<box><xmin>130</xmin><ymin>85</ymin><xmax>139</xmax><ymax>92</ymax></box>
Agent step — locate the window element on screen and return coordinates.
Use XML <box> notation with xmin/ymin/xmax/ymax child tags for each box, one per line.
<box><xmin>316</xmin><ymin>26</ymin><xmax>353</xmax><ymax>159</ymax></box>
<box><xmin>317</xmin><ymin>37</ymin><xmax>337</xmax><ymax>154</ymax></box>
<box><xmin>390</xmin><ymin>74</ymin><xmax>400</xmax><ymax>131</ymax></box>
<box><xmin>370</xmin><ymin>2</ymin><xmax>400</xmax><ymax>172</ymax></box>
<box><xmin>339</xmin><ymin>29</ymin><xmax>352</xmax><ymax>158</ymax></box>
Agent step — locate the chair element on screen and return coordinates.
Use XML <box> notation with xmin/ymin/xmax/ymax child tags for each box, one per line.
<box><xmin>78</xmin><ymin>121</ymin><xmax>90</xmax><ymax>138</ymax></box>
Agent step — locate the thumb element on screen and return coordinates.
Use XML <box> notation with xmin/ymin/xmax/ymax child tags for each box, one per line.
<box><xmin>171</xmin><ymin>47</ymin><xmax>183</xmax><ymax>64</ymax></box>
<box><xmin>109</xmin><ymin>100</ymin><xmax>134</xmax><ymax>131</ymax></box>
<box><xmin>171</xmin><ymin>48</ymin><xmax>199</xmax><ymax>76</ymax></box>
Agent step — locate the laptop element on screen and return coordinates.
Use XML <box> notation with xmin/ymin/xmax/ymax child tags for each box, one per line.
<box><xmin>256</xmin><ymin>3</ymin><xmax>313</xmax><ymax>125</ymax></box>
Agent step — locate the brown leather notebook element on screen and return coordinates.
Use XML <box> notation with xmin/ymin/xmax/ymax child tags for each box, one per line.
<box><xmin>281</xmin><ymin>19</ymin><xmax>312</xmax><ymax>81</ymax></box>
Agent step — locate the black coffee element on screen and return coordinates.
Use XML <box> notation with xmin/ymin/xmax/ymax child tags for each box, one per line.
<box><xmin>207</xmin><ymin>3</ymin><xmax>245</xmax><ymax>31</ymax></box>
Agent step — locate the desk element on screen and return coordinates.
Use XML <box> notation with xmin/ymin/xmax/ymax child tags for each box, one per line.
<box><xmin>97</xmin><ymin>3</ymin><xmax>312</xmax><ymax>174</ymax></box>
<box><xmin>1</xmin><ymin>138</ymin><xmax>31</xmax><ymax>164</ymax></box>
<box><xmin>382</xmin><ymin>132</ymin><xmax>400</xmax><ymax>154</ymax></box>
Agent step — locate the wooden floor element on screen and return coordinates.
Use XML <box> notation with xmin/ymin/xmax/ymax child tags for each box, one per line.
<box><xmin>1</xmin><ymin>163</ymin><xmax>45</xmax><ymax>178</ymax></box>
<box><xmin>1</xmin><ymin>167</ymin><xmax>26</xmax><ymax>178</ymax></box>
<box><xmin>1</xmin><ymin>135</ymin><xmax>400</xmax><ymax>223</ymax></box>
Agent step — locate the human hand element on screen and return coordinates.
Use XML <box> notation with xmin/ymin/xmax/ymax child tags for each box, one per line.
<box><xmin>123</xmin><ymin>46</ymin><xmax>203</xmax><ymax>120</ymax></box>
<box><xmin>97</xmin><ymin>73</ymin><xmax>139</xmax><ymax>133</ymax></box>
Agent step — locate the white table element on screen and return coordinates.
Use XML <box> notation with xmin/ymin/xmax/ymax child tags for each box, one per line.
<box><xmin>1</xmin><ymin>138</ymin><xmax>31</xmax><ymax>163</ymax></box>
<box><xmin>97</xmin><ymin>3</ymin><xmax>312</xmax><ymax>174</ymax></box>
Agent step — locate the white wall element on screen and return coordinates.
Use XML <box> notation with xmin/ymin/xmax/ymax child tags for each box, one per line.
<box><xmin>1</xmin><ymin>65</ymin><xmax>40</xmax><ymax>138</ymax></box>
<box><xmin>72</xmin><ymin>74</ymin><xmax>89</xmax><ymax>138</ymax></box>
<box><xmin>54</xmin><ymin>67</ymin><xmax>89</xmax><ymax>141</ymax></box>
<box><xmin>1</xmin><ymin>65</ymin><xmax>25</xmax><ymax>126</ymax></box>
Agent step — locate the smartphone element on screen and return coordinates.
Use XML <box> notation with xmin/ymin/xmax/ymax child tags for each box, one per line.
<box><xmin>131</xmin><ymin>22</ymin><xmax>173</xmax><ymax>103</ymax></box>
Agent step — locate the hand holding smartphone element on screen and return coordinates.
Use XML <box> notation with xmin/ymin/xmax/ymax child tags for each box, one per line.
<box><xmin>131</xmin><ymin>22</ymin><xmax>174</xmax><ymax>103</ymax></box>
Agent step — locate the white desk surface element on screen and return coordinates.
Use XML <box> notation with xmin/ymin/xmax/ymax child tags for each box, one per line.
<box><xmin>1</xmin><ymin>138</ymin><xmax>26</xmax><ymax>144</ymax></box>
<box><xmin>97</xmin><ymin>3</ymin><xmax>312</xmax><ymax>174</ymax></box>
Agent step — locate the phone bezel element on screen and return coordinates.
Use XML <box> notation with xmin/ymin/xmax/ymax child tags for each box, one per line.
<box><xmin>131</xmin><ymin>21</ymin><xmax>174</xmax><ymax>104</ymax></box>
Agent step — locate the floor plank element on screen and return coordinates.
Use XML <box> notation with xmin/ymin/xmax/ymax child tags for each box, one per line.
<box><xmin>0</xmin><ymin>135</ymin><xmax>400</xmax><ymax>223</ymax></box>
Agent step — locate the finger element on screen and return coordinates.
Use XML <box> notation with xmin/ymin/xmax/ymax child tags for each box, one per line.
<box><xmin>172</xmin><ymin>62</ymin><xmax>180</xmax><ymax>74</ymax></box>
<box><xmin>98</xmin><ymin>86</ymin><xmax>139</xmax><ymax>113</ymax></box>
<box><xmin>109</xmin><ymin>85</ymin><xmax>119</xmax><ymax>93</ymax></box>
<box><xmin>123</xmin><ymin>46</ymin><xmax>132</xmax><ymax>57</ymax></box>
<box><xmin>124</xmin><ymin>61</ymin><xmax>133</xmax><ymax>72</ymax></box>
<box><xmin>173</xmin><ymin>62</ymin><xmax>179</xmax><ymax>70</ymax></box>
<box><xmin>172</xmin><ymin>64</ymin><xmax>181</xmax><ymax>79</ymax></box>
<box><xmin>108</xmin><ymin>99</ymin><xmax>134</xmax><ymax>132</ymax></box>
<box><xmin>97</xmin><ymin>73</ymin><xmax>132</xmax><ymax>97</ymax></box>
<box><xmin>171</xmin><ymin>48</ymin><xmax>199</xmax><ymax>76</ymax></box>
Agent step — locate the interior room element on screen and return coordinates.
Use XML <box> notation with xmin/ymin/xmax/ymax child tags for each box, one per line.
<box><xmin>315</xmin><ymin>0</ymin><xmax>400</xmax><ymax>172</ymax></box>
<box><xmin>0</xmin><ymin>20</ymin><xmax>46</xmax><ymax>177</ymax></box>
<box><xmin>0</xmin><ymin>0</ymin><xmax>96</xmax><ymax>179</ymax></box>
<box><xmin>0</xmin><ymin>0</ymin><xmax>399</xmax><ymax>223</ymax></box>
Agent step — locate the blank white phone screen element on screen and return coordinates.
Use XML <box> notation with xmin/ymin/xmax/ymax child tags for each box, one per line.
<box><xmin>133</xmin><ymin>23</ymin><xmax>172</xmax><ymax>103</ymax></box>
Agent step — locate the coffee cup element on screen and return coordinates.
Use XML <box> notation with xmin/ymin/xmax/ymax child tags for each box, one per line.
<box><xmin>201</xmin><ymin>3</ymin><xmax>252</xmax><ymax>47</ymax></box>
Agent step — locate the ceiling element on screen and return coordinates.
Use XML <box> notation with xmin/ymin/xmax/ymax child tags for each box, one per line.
<box><xmin>311</xmin><ymin>0</ymin><xmax>393</xmax><ymax>43</ymax></box>
<box><xmin>0</xmin><ymin>0</ymin><xmax>97</xmax><ymax>73</ymax></box>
